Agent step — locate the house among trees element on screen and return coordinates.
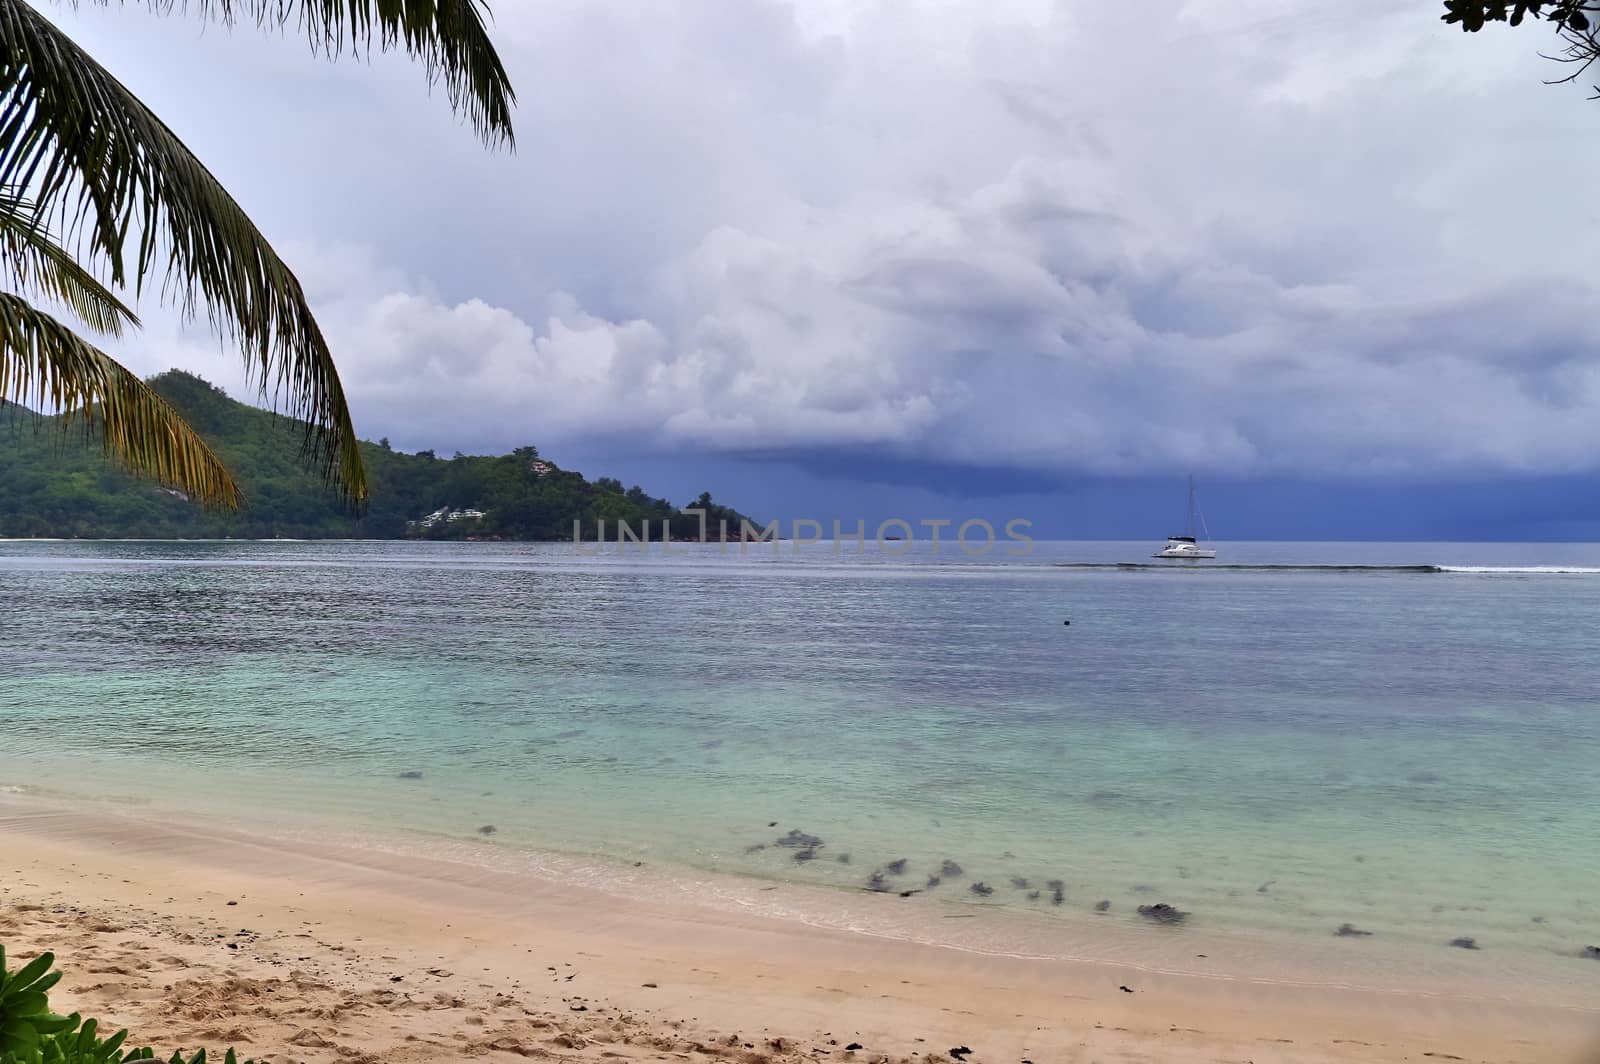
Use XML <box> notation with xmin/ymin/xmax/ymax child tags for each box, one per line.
<box><xmin>409</xmin><ymin>506</ymin><xmax>490</xmax><ymax>530</ymax></box>
<box><xmin>413</xmin><ymin>507</ymin><xmax>449</xmax><ymax>529</ymax></box>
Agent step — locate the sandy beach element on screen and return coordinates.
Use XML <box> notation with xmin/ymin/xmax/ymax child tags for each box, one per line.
<box><xmin>1</xmin><ymin>793</ymin><xmax>1593</xmax><ymax>1064</ymax></box>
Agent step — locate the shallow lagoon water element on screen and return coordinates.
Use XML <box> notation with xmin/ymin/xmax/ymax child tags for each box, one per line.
<box><xmin>2</xmin><ymin>538</ymin><xmax>1598</xmax><ymax>986</ymax></box>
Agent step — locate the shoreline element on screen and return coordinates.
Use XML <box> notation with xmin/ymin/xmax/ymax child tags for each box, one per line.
<box><xmin>1</xmin><ymin>793</ymin><xmax>1593</xmax><ymax>1063</ymax></box>
<box><xmin>4</xmin><ymin>776</ymin><xmax>1593</xmax><ymax>1003</ymax></box>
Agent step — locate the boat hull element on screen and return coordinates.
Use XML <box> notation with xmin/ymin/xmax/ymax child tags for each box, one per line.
<box><xmin>1152</xmin><ymin>548</ymin><xmax>1216</xmax><ymax>559</ymax></box>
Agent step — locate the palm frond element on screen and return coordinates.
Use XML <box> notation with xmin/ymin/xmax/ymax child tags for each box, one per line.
<box><xmin>0</xmin><ymin>191</ymin><xmax>139</xmax><ymax>337</ymax></box>
<box><xmin>0</xmin><ymin>0</ymin><xmax>367</xmax><ymax>505</ymax></box>
<box><xmin>0</xmin><ymin>291</ymin><xmax>242</xmax><ymax>508</ymax></box>
<box><xmin>109</xmin><ymin>0</ymin><xmax>516</xmax><ymax>149</ymax></box>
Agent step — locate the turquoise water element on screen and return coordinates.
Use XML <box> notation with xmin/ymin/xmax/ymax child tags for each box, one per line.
<box><xmin>2</xmin><ymin>539</ymin><xmax>1598</xmax><ymax>985</ymax></box>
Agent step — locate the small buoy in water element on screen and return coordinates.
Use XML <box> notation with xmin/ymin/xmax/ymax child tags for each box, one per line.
<box><xmin>1063</xmin><ymin>620</ymin><xmax>1071</xmax><ymax>626</ymax></box>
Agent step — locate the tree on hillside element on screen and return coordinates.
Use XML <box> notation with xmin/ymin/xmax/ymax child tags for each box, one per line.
<box><xmin>1444</xmin><ymin>2</ymin><xmax>1600</xmax><ymax>92</ymax></box>
<box><xmin>0</xmin><ymin>0</ymin><xmax>515</xmax><ymax>509</ymax></box>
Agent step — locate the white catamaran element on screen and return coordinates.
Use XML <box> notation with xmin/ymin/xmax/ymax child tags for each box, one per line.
<box><xmin>1153</xmin><ymin>476</ymin><xmax>1216</xmax><ymax>560</ymax></box>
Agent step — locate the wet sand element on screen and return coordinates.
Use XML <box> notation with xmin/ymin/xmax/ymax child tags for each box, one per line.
<box><xmin>0</xmin><ymin>794</ymin><xmax>1594</xmax><ymax>1064</ymax></box>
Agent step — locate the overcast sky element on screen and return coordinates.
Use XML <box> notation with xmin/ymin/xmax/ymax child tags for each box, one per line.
<box><xmin>47</xmin><ymin>0</ymin><xmax>1600</xmax><ymax>535</ymax></box>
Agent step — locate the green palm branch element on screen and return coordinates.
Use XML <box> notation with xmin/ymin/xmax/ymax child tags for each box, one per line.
<box><xmin>0</xmin><ymin>291</ymin><xmax>244</xmax><ymax>509</ymax></box>
<box><xmin>0</xmin><ymin>192</ymin><xmax>140</xmax><ymax>337</ymax></box>
<box><xmin>0</xmin><ymin>0</ymin><xmax>515</xmax><ymax>509</ymax></box>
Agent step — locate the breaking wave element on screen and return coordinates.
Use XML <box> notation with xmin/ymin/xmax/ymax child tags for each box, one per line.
<box><xmin>1052</xmin><ymin>563</ymin><xmax>1600</xmax><ymax>575</ymax></box>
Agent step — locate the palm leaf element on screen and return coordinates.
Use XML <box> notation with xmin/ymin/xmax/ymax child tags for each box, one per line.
<box><xmin>0</xmin><ymin>292</ymin><xmax>242</xmax><ymax>508</ymax></box>
<box><xmin>0</xmin><ymin>191</ymin><xmax>139</xmax><ymax>337</ymax></box>
<box><xmin>106</xmin><ymin>0</ymin><xmax>516</xmax><ymax>149</ymax></box>
<box><xmin>0</xmin><ymin>0</ymin><xmax>367</xmax><ymax>505</ymax></box>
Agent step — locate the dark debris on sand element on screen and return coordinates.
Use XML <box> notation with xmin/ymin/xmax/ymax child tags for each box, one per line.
<box><xmin>1137</xmin><ymin>903</ymin><xmax>1188</xmax><ymax>925</ymax></box>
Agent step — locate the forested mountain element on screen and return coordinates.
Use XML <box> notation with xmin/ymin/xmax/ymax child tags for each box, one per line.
<box><xmin>0</xmin><ymin>371</ymin><xmax>752</xmax><ymax>540</ymax></box>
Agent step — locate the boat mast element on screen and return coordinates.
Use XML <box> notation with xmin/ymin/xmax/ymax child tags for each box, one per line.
<box><xmin>1185</xmin><ymin>475</ymin><xmax>1197</xmax><ymax>540</ymax></box>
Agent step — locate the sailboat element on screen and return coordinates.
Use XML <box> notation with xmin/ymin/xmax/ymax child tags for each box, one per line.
<box><xmin>1152</xmin><ymin>476</ymin><xmax>1216</xmax><ymax>559</ymax></box>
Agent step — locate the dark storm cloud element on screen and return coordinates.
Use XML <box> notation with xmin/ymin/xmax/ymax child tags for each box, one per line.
<box><xmin>48</xmin><ymin>0</ymin><xmax>1600</xmax><ymax>483</ymax></box>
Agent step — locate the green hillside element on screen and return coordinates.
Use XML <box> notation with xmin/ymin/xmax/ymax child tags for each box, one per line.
<box><xmin>0</xmin><ymin>370</ymin><xmax>751</xmax><ymax>540</ymax></box>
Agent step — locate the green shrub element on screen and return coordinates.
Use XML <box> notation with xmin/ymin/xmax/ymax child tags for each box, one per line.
<box><xmin>0</xmin><ymin>946</ymin><xmax>253</xmax><ymax>1064</ymax></box>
